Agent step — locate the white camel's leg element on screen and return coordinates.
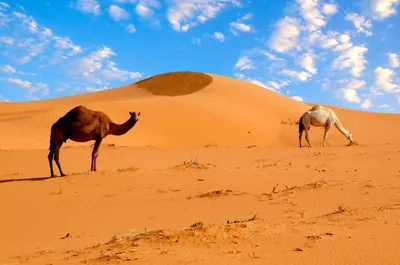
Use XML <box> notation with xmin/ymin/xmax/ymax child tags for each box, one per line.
<box><xmin>305</xmin><ymin>127</ymin><xmax>312</xmax><ymax>147</ymax></box>
<box><xmin>323</xmin><ymin>122</ymin><xmax>333</xmax><ymax>147</ymax></box>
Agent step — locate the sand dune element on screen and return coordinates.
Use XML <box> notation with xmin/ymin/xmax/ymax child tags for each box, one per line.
<box><xmin>1</xmin><ymin>71</ymin><xmax>398</xmax><ymax>150</ymax></box>
<box><xmin>1</xmin><ymin>71</ymin><xmax>400</xmax><ymax>264</ymax></box>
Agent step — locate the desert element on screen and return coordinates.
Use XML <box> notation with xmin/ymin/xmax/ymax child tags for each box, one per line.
<box><xmin>1</xmin><ymin>71</ymin><xmax>400</xmax><ymax>265</ymax></box>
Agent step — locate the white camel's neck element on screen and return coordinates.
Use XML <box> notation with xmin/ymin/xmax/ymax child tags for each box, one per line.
<box><xmin>334</xmin><ymin>118</ymin><xmax>350</xmax><ymax>136</ymax></box>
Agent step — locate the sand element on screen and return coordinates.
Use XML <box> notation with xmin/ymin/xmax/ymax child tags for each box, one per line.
<box><xmin>0</xmin><ymin>71</ymin><xmax>399</xmax><ymax>264</ymax></box>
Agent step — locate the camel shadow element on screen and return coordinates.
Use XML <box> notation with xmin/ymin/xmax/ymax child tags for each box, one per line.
<box><xmin>0</xmin><ymin>176</ymin><xmax>54</xmax><ymax>184</ymax></box>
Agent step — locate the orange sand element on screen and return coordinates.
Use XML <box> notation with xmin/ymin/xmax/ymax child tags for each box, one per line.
<box><xmin>0</xmin><ymin>72</ymin><xmax>399</xmax><ymax>264</ymax></box>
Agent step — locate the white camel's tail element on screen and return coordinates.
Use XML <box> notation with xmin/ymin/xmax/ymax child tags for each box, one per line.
<box><xmin>298</xmin><ymin>116</ymin><xmax>305</xmax><ymax>133</ymax></box>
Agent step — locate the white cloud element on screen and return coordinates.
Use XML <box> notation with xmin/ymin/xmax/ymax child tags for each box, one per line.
<box><xmin>126</xmin><ymin>24</ymin><xmax>136</xmax><ymax>33</ymax></box>
<box><xmin>167</xmin><ymin>0</ymin><xmax>240</xmax><ymax>32</ymax></box>
<box><xmin>345</xmin><ymin>13</ymin><xmax>372</xmax><ymax>36</ymax></box>
<box><xmin>109</xmin><ymin>5</ymin><xmax>130</xmax><ymax>21</ymax></box>
<box><xmin>234</xmin><ymin>73</ymin><xmax>276</xmax><ymax>91</ymax></box>
<box><xmin>0</xmin><ymin>64</ymin><xmax>16</xmax><ymax>73</ymax></box>
<box><xmin>241</xmin><ymin>13</ymin><xmax>252</xmax><ymax>21</ymax></box>
<box><xmin>0</xmin><ymin>2</ymin><xmax>11</xmax><ymax>26</ymax></box>
<box><xmin>229</xmin><ymin>13</ymin><xmax>254</xmax><ymax>35</ymax></box>
<box><xmin>268</xmin><ymin>16</ymin><xmax>301</xmax><ymax>53</ymax></box>
<box><xmin>69</xmin><ymin>46</ymin><xmax>115</xmax><ymax>77</ymax></box>
<box><xmin>296</xmin><ymin>0</ymin><xmax>326</xmax><ymax>27</ymax></box>
<box><xmin>378</xmin><ymin>104</ymin><xmax>390</xmax><ymax>108</ymax></box>
<box><xmin>374</xmin><ymin>66</ymin><xmax>398</xmax><ymax>93</ymax></box>
<box><xmin>0</xmin><ymin>2</ymin><xmax>10</xmax><ymax>11</ymax></box>
<box><xmin>16</xmin><ymin>38</ymin><xmax>49</xmax><ymax>63</ymax></box>
<box><xmin>229</xmin><ymin>22</ymin><xmax>252</xmax><ymax>33</ymax></box>
<box><xmin>264</xmin><ymin>52</ymin><xmax>281</xmax><ymax>61</ymax></box>
<box><xmin>0</xmin><ymin>36</ymin><xmax>14</xmax><ymax>45</ymax></box>
<box><xmin>371</xmin><ymin>0</ymin><xmax>400</xmax><ymax>20</ymax></box>
<box><xmin>102</xmin><ymin>61</ymin><xmax>142</xmax><ymax>81</ymax></box>
<box><xmin>136</xmin><ymin>5</ymin><xmax>152</xmax><ymax>17</ymax></box>
<box><xmin>12</xmin><ymin>11</ymin><xmax>53</xmax><ymax>38</ymax></box>
<box><xmin>69</xmin><ymin>46</ymin><xmax>141</xmax><ymax>83</ymax></box>
<box><xmin>336</xmin><ymin>79</ymin><xmax>366</xmax><ymax>104</ymax></box>
<box><xmin>388</xmin><ymin>52</ymin><xmax>400</xmax><ymax>68</ymax></box>
<box><xmin>192</xmin><ymin>38</ymin><xmax>201</xmax><ymax>45</ymax></box>
<box><xmin>267</xmin><ymin>80</ymin><xmax>291</xmax><ymax>90</ymax></box>
<box><xmin>213</xmin><ymin>31</ymin><xmax>225</xmax><ymax>42</ymax></box>
<box><xmin>338</xmin><ymin>78</ymin><xmax>367</xmax><ymax>90</ymax></box>
<box><xmin>318</xmin><ymin>30</ymin><xmax>340</xmax><ymax>48</ymax></box>
<box><xmin>249</xmin><ymin>79</ymin><xmax>275</xmax><ymax>91</ymax></box>
<box><xmin>234</xmin><ymin>72</ymin><xmax>245</xmax><ymax>79</ymax></box>
<box><xmin>74</xmin><ymin>0</ymin><xmax>101</xmax><ymax>15</ymax></box>
<box><xmin>337</xmin><ymin>88</ymin><xmax>361</xmax><ymax>103</ymax></box>
<box><xmin>234</xmin><ymin>56</ymin><xmax>255</xmax><ymax>70</ymax></box>
<box><xmin>322</xmin><ymin>3</ymin><xmax>338</xmax><ymax>15</ymax></box>
<box><xmin>291</xmin><ymin>95</ymin><xmax>303</xmax><ymax>102</ymax></box>
<box><xmin>361</xmin><ymin>99</ymin><xmax>372</xmax><ymax>109</ymax></box>
<box><xmin>299</xmin><ymin>51</ymin><xmax>317</xmax><ymax>74</ymax></box>
<box><xmin>113</xmin><ymin>0</ymin><xmax>137</xmax><ymax>4</ymax></box>
<box><xmin>8</xmin><ymin>9</ymin><xmax>82</xmax><ymax>63</ymax></box>
<box><xmin>281</xmin><ymin>69</ymin><xmax>312</xmax><ymax>81</ymax></box>
<box><xmin>53</xmin><ymin>36</ymin><xmax>82</xmax><ymax>56</ymax></box>
<box><xmin>7</xmin><ymin>77</ymin><xmax>47</xmax><ymax>93</ymax></box>
<box><xmin>332</xmin><ymin>44</ymin><xmax>368</xmax><ymax>77</ymax></box>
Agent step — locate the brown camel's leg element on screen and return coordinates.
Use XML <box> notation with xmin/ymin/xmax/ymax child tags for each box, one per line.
<box><xmin>91</xmin><ymin>138</ymin><xmax>103</xmax><ymax>171</ymax></box>
<box><xmin>54</xmin><ymin>145</ymin><xmax>66</xmax><ymax>177</ymax></box>
<box><xmin>48</xmin><ymin>150</ymin><xmax>55</xmax><ymax>177</ymax></box>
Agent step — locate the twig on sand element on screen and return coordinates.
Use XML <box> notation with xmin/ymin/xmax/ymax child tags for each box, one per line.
<box><xmin>227</xmin><ymin>213</ymin><xmax>258</xmax><ymax>224</ymax></box>
<box><xmin>272</xmin><ymin>183</ymin><xmax>279</xmax><ymax>193</ymax></box>
<box><xmin>60</xmin><ymin>233</ymin><xmax>71</xmax><ymax>239</ymax></box>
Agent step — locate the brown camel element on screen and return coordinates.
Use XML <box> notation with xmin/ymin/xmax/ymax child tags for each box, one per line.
<box><xmin>48</xmin><ymin>105</ymin><xmax>140</xmax><ymax>177</ymax></box>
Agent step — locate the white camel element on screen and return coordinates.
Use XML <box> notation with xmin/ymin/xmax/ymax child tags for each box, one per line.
<box><xmin>298</xmin><ymin>104</ymin><xmax>353</xmax><ymax>148</ymax></box>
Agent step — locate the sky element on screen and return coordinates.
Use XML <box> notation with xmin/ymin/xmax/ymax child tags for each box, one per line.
<box><xmin>0</xmin><ymin>0</ymin><xmax>399</xmax><ymax>113</ymax></box>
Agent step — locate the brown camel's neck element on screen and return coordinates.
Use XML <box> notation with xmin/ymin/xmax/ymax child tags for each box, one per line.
<box><xmin>109</xmin><ymin>119</ymin><xmax>137</xmax><ymax>136</ymax></box>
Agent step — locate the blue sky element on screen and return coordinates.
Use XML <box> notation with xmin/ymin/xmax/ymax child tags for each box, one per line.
<box><xmin>0</xmin><ymin>0</ymin><xmax>399</xmax><ymax>112</ymax></box>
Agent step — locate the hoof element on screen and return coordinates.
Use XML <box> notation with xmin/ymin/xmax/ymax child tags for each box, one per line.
<box><xmin>61</xmin><ymin>173</ymin><xmax>67</xmax><ymax>177</ymax></box>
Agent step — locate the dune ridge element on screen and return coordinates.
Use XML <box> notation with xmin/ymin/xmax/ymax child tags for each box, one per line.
<box><xmin>2</xmin><ymin>71</ymin><xmax>397</xmax><ymax>150</ymax></box>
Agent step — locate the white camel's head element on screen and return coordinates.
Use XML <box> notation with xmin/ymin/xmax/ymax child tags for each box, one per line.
<box><xmin>347</xmin><ymin>131</ymin><xmax>353</xmax><ymax>143</ymax></box>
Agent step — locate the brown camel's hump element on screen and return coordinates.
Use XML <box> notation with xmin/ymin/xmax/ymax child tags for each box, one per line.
<box><xmin>54</xmin><ymin>105</ymin><xmax>100</xmax><ymax>126</ymax></box>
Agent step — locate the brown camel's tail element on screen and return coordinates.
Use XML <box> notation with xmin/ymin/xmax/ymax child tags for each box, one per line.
<box><xmin>298</xmin><ymin>116</ymin><xmax>304</xmax><ymax>134</ymax></box>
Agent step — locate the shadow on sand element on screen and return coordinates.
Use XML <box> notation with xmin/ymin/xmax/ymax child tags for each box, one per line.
<box><xmin>0</xmin><ymin>176</ymin><xmax>56</xmax><ymax>184</ymax></box>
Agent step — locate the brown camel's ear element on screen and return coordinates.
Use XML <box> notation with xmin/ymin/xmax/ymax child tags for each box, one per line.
<box><xmin>137</xmin><ymin>112</ymin><xmax>141</xmax><ymax>116</ymax></box>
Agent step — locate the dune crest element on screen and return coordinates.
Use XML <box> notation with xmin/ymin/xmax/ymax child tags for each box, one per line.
<box><xmin>135</xmin><ymin>71</ymin><xmax>213</xmax><ymax>96</ymax></box>
<box><xmin>0</xmin><ymin>71</ymin><xmax>399</xmax><ymax>150</ymax></box>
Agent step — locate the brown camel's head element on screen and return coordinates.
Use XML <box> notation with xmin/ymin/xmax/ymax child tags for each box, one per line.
<box><xmin>129</xmin><ymin>111</ymin><xmax>140</xmax><ymax>122</ymax></box>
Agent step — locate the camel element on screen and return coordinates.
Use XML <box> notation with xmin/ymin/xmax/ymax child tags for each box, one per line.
<box><xmin>298</xmin><ymin>104</ymin><xmax>353</xmax><ymax>148</ymax></box>
<box><xmin>48</xmin><ymin>105</ymin><xmax>140</xmax><ymax>177</ymax></box>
